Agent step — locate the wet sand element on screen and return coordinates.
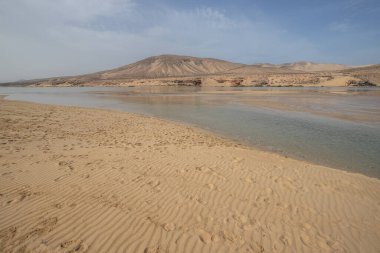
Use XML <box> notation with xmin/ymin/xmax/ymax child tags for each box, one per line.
<box><xmin>200</xmin><ymin>89</ymin><xmax>380</xmax><ymax>124</ymax></box>
<box><xmin>2</xmin><ymin>86</ymin><xmax>380</xmax><ymax>177</ymax></box>
<box><xmin>0</xmin><ymin>99</ymin><xmax>380</xmax><ymax>253</ymax></box>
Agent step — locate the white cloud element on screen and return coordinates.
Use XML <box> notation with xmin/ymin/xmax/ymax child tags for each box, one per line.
<box><xmin>0</xmin><ymin>1</ymin><xmax>320</xmax><ymax>82</ymax></box>
<box><xmin>28</xmin><ymin>0</ymin><xmax>132</xmax><ymax>22</ymax></box>
<box><xmin>329</xmin><ymin>21</ymin><xmax>353</xmax><ymax>32</ymax></box>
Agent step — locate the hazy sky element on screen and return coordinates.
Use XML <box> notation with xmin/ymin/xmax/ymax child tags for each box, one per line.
<box><xmin>1</xmin><ymin>0</ymin><xmax>379</xmax><ymax>82</ymax></box>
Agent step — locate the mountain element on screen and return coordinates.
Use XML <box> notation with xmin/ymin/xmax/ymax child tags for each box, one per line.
<box><xmin>74</xmin><ymin>56</ymin><xmax>350</xmax><ymax>81</ymax></box>
<box><xmin>342</xmin><ymin>64</ymin><xmax>380</xmax><ymax>73</ymax></box>
<box><xmin>341</xmin><ymin>64</ymin><xmax>380</xmax><ymax>85</ymax></box>
<box><xmin>95</xmin><ymin>55</ymin><xmax>244</xmax><ymax>79</ymax></box>
<box><xmin>278</xmin><ymin>61</ymin><xmax>349</xmax><ymax>72</ymax></box>
<box><xmin>2</xmin><ymin>54</ymin><xmax>378</xmax><ymax>87</ymax></box>
<box><xmin>225</xmin><ymin>64</ymin><xmax>302</xmax><ymax>75</ymax></box>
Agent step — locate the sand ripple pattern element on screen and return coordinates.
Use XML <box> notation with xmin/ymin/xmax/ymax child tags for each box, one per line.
<box><xmin>1</xmin><ymin>99</ymin><xmax>380</xmax><ymax>253</ymax></box>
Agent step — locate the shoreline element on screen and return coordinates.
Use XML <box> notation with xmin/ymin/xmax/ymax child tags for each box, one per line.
<box><xmin>1</xmin><ymin>99</ymin><xmax>379</xmax><ymax>252</ymax></box>
<box><xmin>3</xmin><ymin>94</ymin><xmax>379</xmax><ymax>180</ymax></box>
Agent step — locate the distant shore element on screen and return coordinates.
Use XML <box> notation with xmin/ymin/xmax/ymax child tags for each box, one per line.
<box><xmin>2</xmin><ymin>55</ymin><xmax>379</xmax><ymax>88</ymax></box>
<box><xmin>9</xmin><ymin>73</ymin><xmax>378</xmax><ymax>88</ymax></box>
<box><xmin>1</xmin><ymin>99</ymin><xmax>379</xmax><ymax>253</ymax></box>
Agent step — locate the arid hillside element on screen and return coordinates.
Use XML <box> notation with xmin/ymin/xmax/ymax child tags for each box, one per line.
<box><xmin>98</xmin><ymin>55</ymin><xmax>244</xmax><ymax>79</ymax></box>
<box><xmin>341</xmin><ymin>64</ymin><xmax>380</xmax><ymax>85</ymax></box>
<box><xmin>279</xmin><ymin>61</ymin><xmax>348</xmax><ymax>72</ymax></box>
<box><xmin>2</xmin><ymin>55</ymin><xmax>379</xmax><ymax>87</ymax></box>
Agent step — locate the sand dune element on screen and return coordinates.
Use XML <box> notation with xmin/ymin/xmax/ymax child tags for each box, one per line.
<box><xmin>278</xmin><ymin>61</ymin><xmax>348</xmax><ymax>72</ymax></box>
<box><xmin>341</xmin><ymin>64</ymin><xmax>380</xmax><ymax>85</ymax></box>
<box><xmin>228</xmin><ymin>62</ymin><xmax>349</xmax><ymax>73</ymax></box>
<box><xmin>1</xmin><ymin>99</ymin><xmax>380</xmax><ymax>253</ymax></box>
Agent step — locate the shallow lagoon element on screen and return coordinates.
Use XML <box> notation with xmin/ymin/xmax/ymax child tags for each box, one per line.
<box><xmin>1</xmin><ymin>86</ymin><xmax>380</xmax><ymax>178</ymax></box>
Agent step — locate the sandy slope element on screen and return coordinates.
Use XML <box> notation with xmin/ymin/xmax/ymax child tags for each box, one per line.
<box><xmin>99</xmin><ymin>57</ymin><xmax>348</xmax><ymax>79</ymax></box>
<box><xmin>279</xmin><ymin>62</ymin><xmax>348</xmax><ymax>72</ymax></box>
<box><xmin>8</xmin><ymin>55</ymin><xmax>377</xmax><ymax>87</ymax></box>
<box><xmin>96</xmin><ymin>55</ymin><xmax>244</xmax><ymax>79</ymax></box>
<box><xmin>3</xmin><ymin>55</ymin><xmax>376</xmax><ymax>87</ymax></box>
<box><xmin>0</xmin><ymin>99</ymin><xmax>379</xmax><ymax>253</ymax></box>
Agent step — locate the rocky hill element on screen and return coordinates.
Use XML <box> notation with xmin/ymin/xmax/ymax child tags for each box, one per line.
<box><xmin>96</xmin><ymin>55</ymin><xmax>244</xmax><ymax>79</ymax></box>
<box><xmin>279</xmin><ymin>61</ymin><xmax>348</xmax><ymax>72</ymax></box>
<box><xmin>2</xmin><ymin>55</ymin><xmax>378</xmax><ymax>87</ymax></box>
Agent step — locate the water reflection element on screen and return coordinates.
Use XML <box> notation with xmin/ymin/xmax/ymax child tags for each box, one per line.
<box><xmin>1</xmin><ymin>86</ymin><xmax>380</xmax><ymax>178</ymax></box>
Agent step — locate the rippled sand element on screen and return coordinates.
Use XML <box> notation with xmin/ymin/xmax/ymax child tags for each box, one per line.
<box><xmin>0</xmin><ymin>99</ymin><xmax>379</xmax><ymax>253</ymax></box>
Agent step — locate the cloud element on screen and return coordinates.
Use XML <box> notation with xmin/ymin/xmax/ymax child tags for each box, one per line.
<box><xmin>0</xmin><ymin>1</ymin><xmax>323</xmax><ymax>82</ymax></box>
<box><xmin>344</xmin><ymin>0</ymin><xmax>366</xmax><ymax>9</ymax></box>
<box><xmin>30</xmin><ymin>0</ymin><xmax>132</xmax><ymax>22</ymax></box>
<box><xmin>328</xmin><ymin>21</ymin><xmax>353</xmax><ymax>32</ymax></box>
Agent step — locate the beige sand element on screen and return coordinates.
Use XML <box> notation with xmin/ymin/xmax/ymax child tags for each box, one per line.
<box><xmin>0</xmin><ymin>99</ymin><xmax>379</xmax><ymax>253</ymax></box>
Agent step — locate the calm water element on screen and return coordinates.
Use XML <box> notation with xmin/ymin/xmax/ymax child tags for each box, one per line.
<box><xmin>1</xmin><ymin>86</ymin><xmax>380</xmax><ymax>178</ymax></box>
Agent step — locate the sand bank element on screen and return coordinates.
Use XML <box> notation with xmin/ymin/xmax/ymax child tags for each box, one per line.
<box><xmin>0</xmin><ymin>99</ymin><xmax>379</xmax><ymax>253</ymax></box>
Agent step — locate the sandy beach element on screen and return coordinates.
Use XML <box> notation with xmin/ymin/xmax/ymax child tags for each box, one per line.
<box><xmin>1</xmin><ymin>98</ymin><xmax>379</xmax><ymax>253</ymax></box>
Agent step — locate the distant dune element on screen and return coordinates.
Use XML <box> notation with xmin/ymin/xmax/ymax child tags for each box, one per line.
<box><xmin>278</xmin><ymin>61</ymin><xmax>349</xmax><ymax>72</ymax></box>
<box><xmin>2</xmin><ymin>55</ymin><xmax>379</xmax><ymax>87</ymax></box>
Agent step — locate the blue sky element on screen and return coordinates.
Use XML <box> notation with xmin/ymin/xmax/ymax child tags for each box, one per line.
<box><xmin>0</xmin><ymin>0</ymin><xmax>379</xmax><ymax>82</ymax></box>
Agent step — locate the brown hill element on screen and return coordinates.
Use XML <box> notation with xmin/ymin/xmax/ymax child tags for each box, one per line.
<box><xmin>213</xmin><ymin>61</ymin><xmax>349</xmax><ymax>75</ymax></box>
<box><xmin>225</xmin><ymin>64</ymin><xmax>302</xmax><ymax>75</ymax></box>
<box><xmin>95</xmin><ymin>55</ymin><xmax>244</xmax><ymax>79</ymax></box>
<box><xmin>342</xmin><ymin>64</ymin><xmax>380</xmax><ymax>85</ymax></box>
<box><xmin>343</xmin><ymin>64</ymin><xmax>380</xmax><ymax>73</ymax></box>
<box><xmin>3</xmin><ymin>54</ymin><xmax>378</xmax><ymax>87</ymax></box>
<box><xmin>93</xmin><ymin>57</ymin><xmax>349</xmax><ymax>79</ymax></box>
<box><xmin>279</xmin><ymin>61</ymin><xmax>349</xmax><ymax>72</ymax></box>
